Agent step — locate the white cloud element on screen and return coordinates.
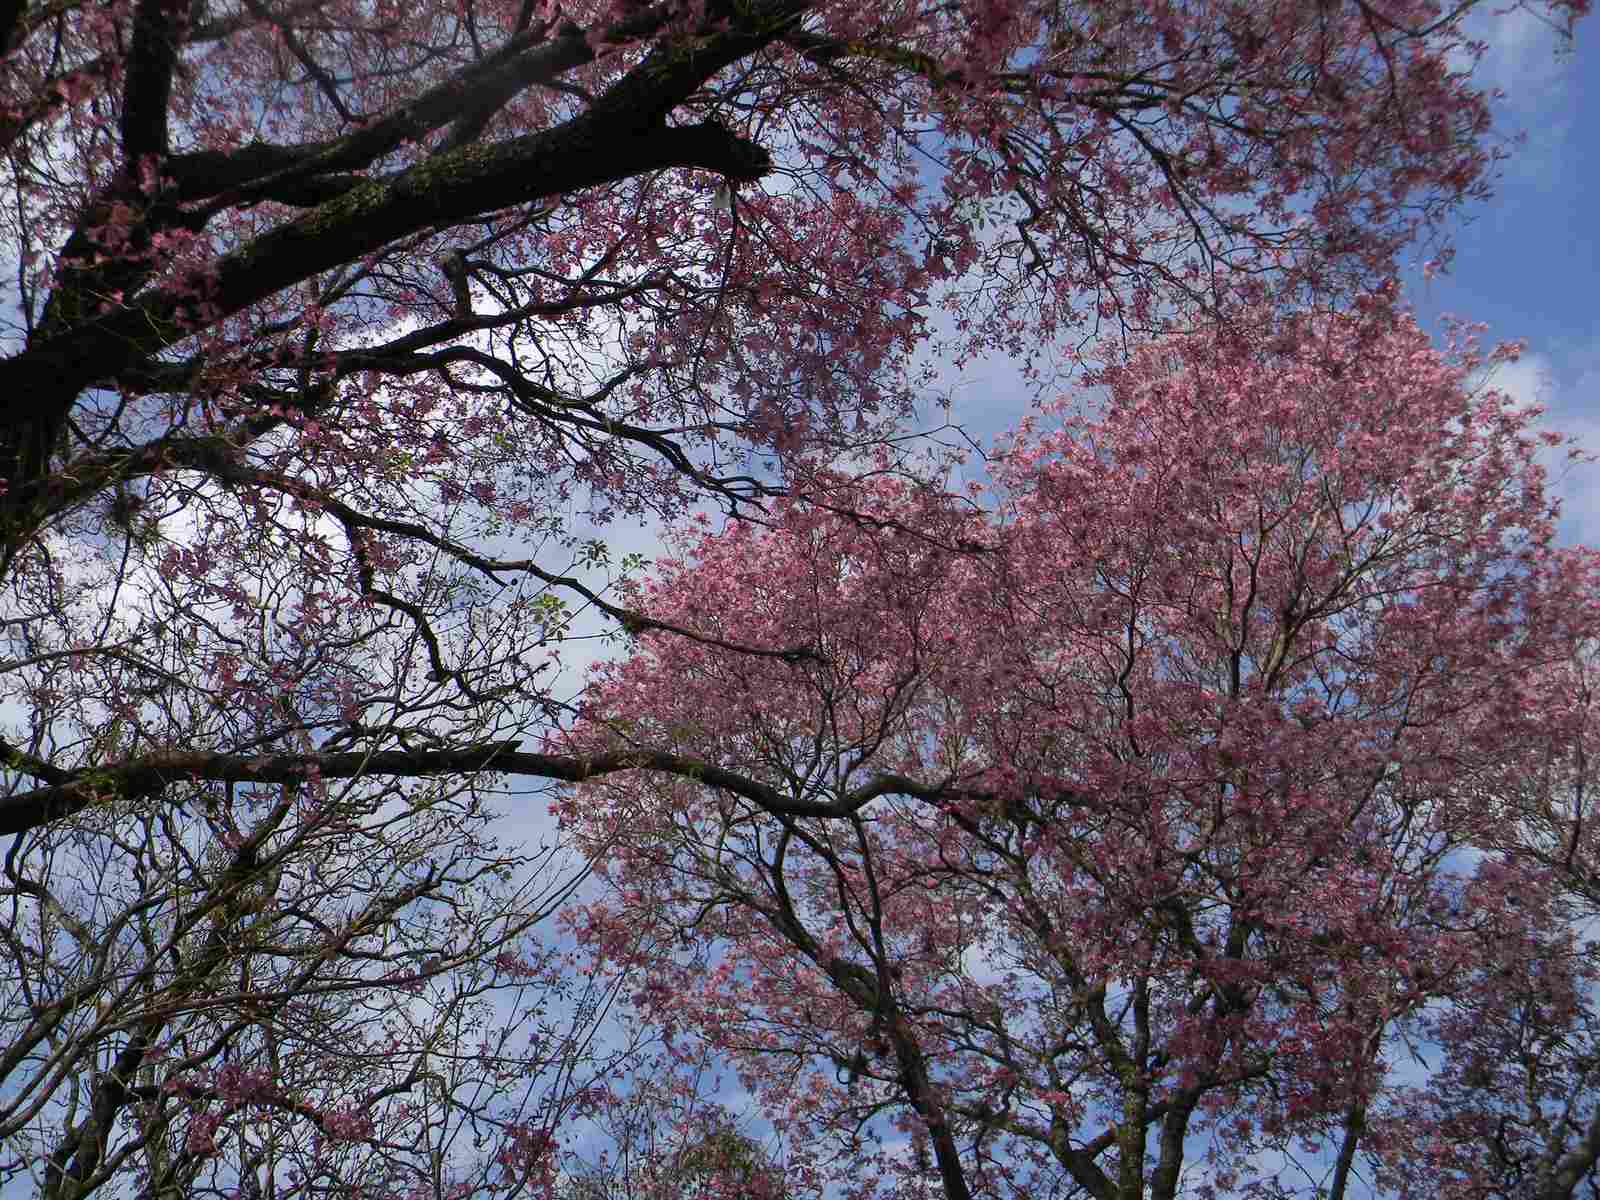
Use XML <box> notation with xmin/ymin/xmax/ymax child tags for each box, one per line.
<box><xmin>1455</xmin><ymin>4</ymin><xmax>1583</xmax><ymax>189</ymax></box>
<box><xmin>1476</xmin><ymin>346</ymin><xmax>1600</xmax><ymax>545</ymax></box>
<box><xmin>1464</xmin><ymin>4</ymin><xmax>1581</xmax><ymax>104</ymax></box>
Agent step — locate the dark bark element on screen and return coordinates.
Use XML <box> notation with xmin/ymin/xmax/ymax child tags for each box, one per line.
<box><xmin>0</xmin><ymin>116</ymin><xmax>765</xmax><ymax>516</ymax></box>
<box><xmin>1538</xmin><ymin>1108</ymin><xmax>1600</xmax><ymax>1200</ymax></box>
<box><xmin>0</xmin><ymin>1</ymin><xmax>803</xmax><ymax>534</ymax></box>
<box><xmin>0</xmin><ymin>743</ymin><xmax>962</xmax><ymax>836</ymax></box>
<box><xmin>41</xmin><ymin>1031</ymin><xmax>154</xmax><ymax>1200</ymax></box>
<box><xmin>121</xmin><ymin>0</ymin><xmax>185</xmax><ymax>160</ymax></box>
<box><xmin>889</xmin><ymin>1018</ymin><xmax>976</xmax><ymax>1200</ymax></box>
<box><xmin>0</xmin><ymin>0</ymin><xmax>23</xmax><ymax>54</ymax></box>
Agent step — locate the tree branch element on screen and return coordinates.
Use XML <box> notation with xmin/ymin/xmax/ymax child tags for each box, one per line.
<box><xmin>0</xmin><ymin>2</ymin><xmax>801</xmax><ymax>515</ymax></box>
<box><xmin>0</xmin><ymin>744</ymin><xmax>945</xmax><ymax>836</ymax></box>
<box><xmin>120</xmin><ymin>0</ymin><xmax>184</xmax><ymax>162</ymax></box>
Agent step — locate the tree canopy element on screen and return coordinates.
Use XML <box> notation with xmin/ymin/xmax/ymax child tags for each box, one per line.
<box><xmin>0</xmin><ymin>0</ymin><xmax>1585</xmax><ymax>823</ymax></box>
<box><xmin>0</xmin><ymin>0</ymin><xmax>1594</xmax><ymax>1196</ymax></box>
<box><xmin>557</xmin><ymin>314</ymin><xmax>1600</xmax><ymax>1200</ymax></box>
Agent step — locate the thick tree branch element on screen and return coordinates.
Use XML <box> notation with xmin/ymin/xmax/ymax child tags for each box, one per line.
<box><xmin>154</xmin><ymin>9</ymin><xmax>651</xmax><ymax>206</ymax></box>
<box><xmin>0</xmin><ymin>3</ymin><xmax>800</xmax><ymax>510</ymax></box>
<box><xmin>1538</xmin><ymin>1108</ymin><xmax>1600</xmax><ymax>1200</ymax></box>
<box><xmin>0</xmin><ymin>0</ymin><xmax>23</xmax><ymax>54</ymax></box>
<box><xmin>0</xmin><ymin>745</ymin><xmax>950</xmax><ymax>836</ymax></box>
<box><xmin>0</xmin><ymin>119</ymin><xmax>765</xmax><ymax>512</ymax></box>
<box><xmin>121</xmin><ymin>0</ymin><xmax>184</xmax><ymax>162</ymax></box>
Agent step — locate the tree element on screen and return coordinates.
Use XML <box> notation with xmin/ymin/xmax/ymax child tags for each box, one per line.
<box><xmin>0</xmin><ymin>0</ymin><xmax>1590</xmax><ymax>836</ymax></box>
<box><xmin>0</xmin><ymin>0</ymin><xmax>1591</xmax><ymax>1195</ymax></box>
<box><xmin>554</xmin><ymin>311</ymin><xmax>1600</xmax><ymax>1200</ymax></box>
<box><xmin>1363</xmin><ymin>649</ymin><xmax>1600</xmax><ymax>1200</ymax></box>
<box><xmin>0</xmin><ymin>743</ymin><xmax>642</xmax><ymax>1200</ymax></box>
<box><xmin>559</xmin><ymin>1062</ymin><xmax>794</xmax><ymax>1200</ymax></box>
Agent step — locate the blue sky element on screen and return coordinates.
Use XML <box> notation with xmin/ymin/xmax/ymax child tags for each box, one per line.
<box><xmin>1414</xmin><ymin>4</ymin><xmax>1596</xmax><ymax>355</ymax></box>
<box><xmin>1405</xmin><ymin>6</ymin><xmax>1599</xmax><ymax>542</ymax></box>
<box><xmin>922</xmin><ymin>5</ymin><xmax>1600</xmax><ymax>547</ymax></box>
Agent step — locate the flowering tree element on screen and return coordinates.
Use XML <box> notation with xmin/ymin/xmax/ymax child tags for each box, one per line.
<box><xmin>0</xmin><ymin>0</ymin><xmax>1592</xmax><ymax>1195</ymax></box>
<box><xmin>0</xmin><ymin>735</ymin><xmax>642</xmax><ymax>1199</ymax></box>
<box><xmin>559</xmin><ymin>1061</ymin><xmax>795</xmax><ymax>1200</ymax></box>
<box><xmin>1365</xmin><ymin>650</ymin><xmax>1600</xmax><ymax>1200</ymax></box>
<box><xmin>554</xmin><ymin>312</ymin><xmax>1600</xmax><ymax>1200</ymax></box>
<box><xmin>0</xmin><ymin>0</ymin><xmax>1592</xmax><ymax>836</ymax></box>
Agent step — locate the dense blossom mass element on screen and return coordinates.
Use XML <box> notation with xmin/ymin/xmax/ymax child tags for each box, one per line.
<box><xmin>557</xmin><ymin>315</ymin><xmax>1600</xmax><ymax>1200</ymax></box>
<box><xmin>0</xmin><ymin>0</ymin><xmax>1593</xmax><ymax>1196</ymax></box>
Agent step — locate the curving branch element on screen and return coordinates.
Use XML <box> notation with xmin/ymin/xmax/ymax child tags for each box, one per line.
<box><xmin>0</xmin><ymin>2</ymin><xmax>799</xmax><ymax>523</ymax></box>
<box><xmin>0</xmin><ymin>741</ymin><xmax>1001</xmax><ymax>837</ymax></box>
